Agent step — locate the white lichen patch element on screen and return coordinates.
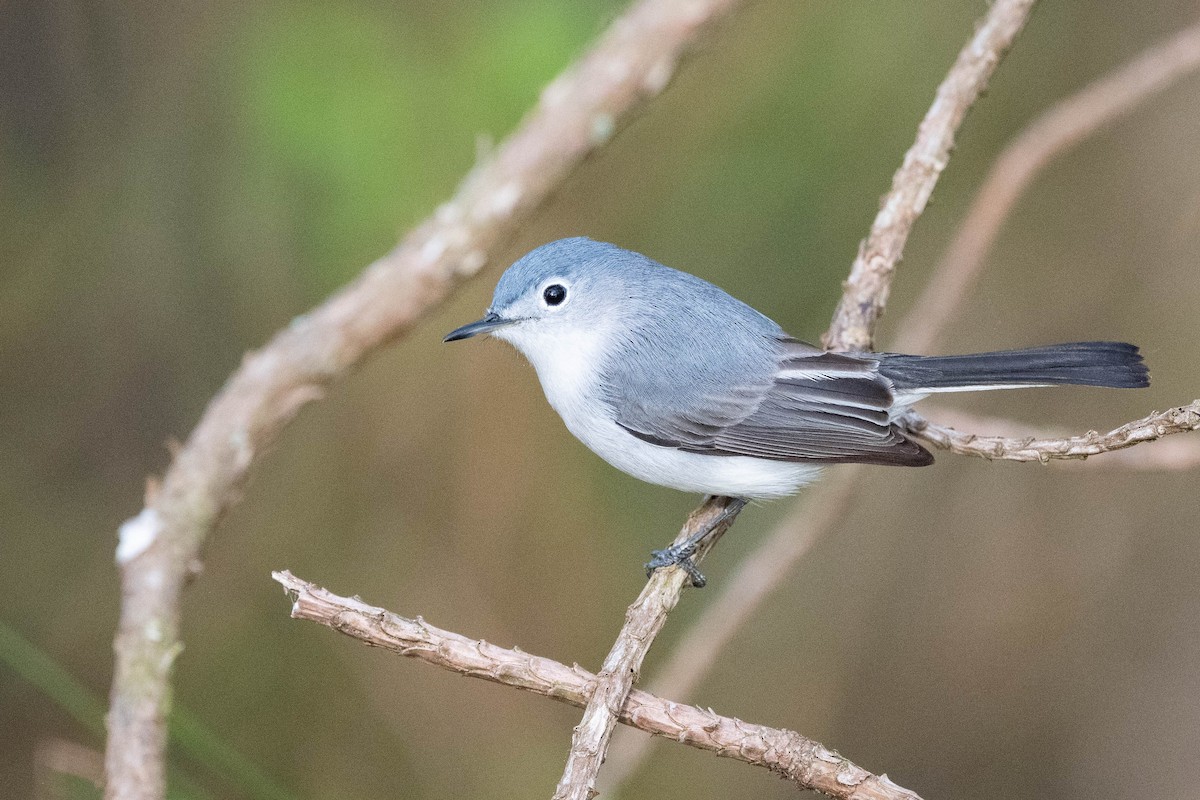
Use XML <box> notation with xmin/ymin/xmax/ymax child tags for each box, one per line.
<box><xmin>230</xmin><ymin>428</ymin><xmax>253</xmax><ymax>471</ymax></box>
<box><xmin>589</xmin><ymin>114</ymin><xmax>615</xmax><ymax>145</ymax></box>
<box><xmin>491</xmin><ymin>182</ymin><xmax>522</xmax><ymax>217</ymax></box>
<box><xmin>540</xmin><ymin>75</ymin><xmax>572</xmax><ymax>107</ymax></box>
<box><xmin>420</xmin><ymin>236</ymin><xmax>448</xmax><ymax>264</ymax></box>
<box><xmin>456</xmin><ymin>250</ymin><xmax>487</xmax><ymax>277</ymax></box>
<box><xmin>116</xmin><ymin>507</ymin><xmax>163</xmax><ymax>564</ymax></box>
<box><xmin>643</xmin><ymin>58</ymin><xmax>675</xmax><ymax>95</ymax></box>
<box><xmin>435</xmin><ymin>202</ymin><xmax>462</xmax><ymax>225</ymax></box>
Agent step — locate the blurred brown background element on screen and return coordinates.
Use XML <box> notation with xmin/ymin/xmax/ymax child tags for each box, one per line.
<box><xmin>2</xmin><ymin>1</ymin><xmax>1198</xmax><ymax>798</ymax></box>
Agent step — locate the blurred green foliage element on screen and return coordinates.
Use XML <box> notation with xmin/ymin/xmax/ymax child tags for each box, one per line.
<box><xmin>2</xmin><ymin>1</ymin><xmax>1199</xmax><ymax>799</ymax></box>
<box><xmin>232</xmin><ymin>0</ymin><xmax>615</xmax><ymax>289</ymax></box>
<box><xmin>0</xmin><ymin>622</ymin><xmax>295</xmax><ymax>800</ymax></box>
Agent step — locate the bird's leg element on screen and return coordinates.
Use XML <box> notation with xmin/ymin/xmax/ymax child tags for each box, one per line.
<box><xmin>645</xmin><ymin>497</ymin><xmax>748</xmax><ymax>588</ymax></box>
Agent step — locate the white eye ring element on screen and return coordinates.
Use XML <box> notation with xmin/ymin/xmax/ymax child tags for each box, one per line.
<box><xmin>539</xmin><ymin>279</ymin><xmax>570</xmax><ymax>309</ymax></box>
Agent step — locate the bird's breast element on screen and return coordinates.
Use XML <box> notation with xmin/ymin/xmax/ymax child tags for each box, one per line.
<box><xmin>497</xmin><ymin>322</ymin><xmax>615</xmax><ymax>430</ymax></box>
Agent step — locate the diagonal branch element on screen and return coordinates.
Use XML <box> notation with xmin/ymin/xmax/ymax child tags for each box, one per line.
<box><xmin>564</xmin><ymin>2</ymin><xmax>1039</xmax><ymax>795</ymax></box>
<box><xmin>553</xmin><ymin>497</ymin><xmax>743</xmax><ymax>800</ymax></box>
<box><xmin>599</xmin><ymin>472</ymin><xmax>863</xmax><ymax>792</ymax></box>
<box><xmin>273</xmin><ymin>570</ymin><xmax>924</xmax><ymax>800</ymax></box>
<box><xmin>601</xmin><ymin>10</ymin><xmax>1200</xmax><ymax>793</ymax></box>
<box><xmin>104</xmin><ymin>1</ymin><xmax>749</xmax><ymax>797</ymax></box>
<box><xmin>823</xmin><ymin>0</ymin><xmax>1037</xmax><ymax>353</ymax></box>
<box><xmin>895</xmin><ymin>17</ymin><xmax>1200</xmax><ymax>354</ymax></box>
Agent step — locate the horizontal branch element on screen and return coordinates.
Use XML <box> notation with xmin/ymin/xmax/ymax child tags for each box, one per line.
<box><xmin>905</xmin><ymin>401</ymin><xmax>1200</xmax><ymax>462</ymax></box>
<box><xmin>912</xmin><ymin>406</ymin><xmax>1200</xmax><ymax>470</ymax></box>
<box><xmin>272</xmin><ymin>571</ymin><xmax>923</xmax><ymax>800</ymax></box>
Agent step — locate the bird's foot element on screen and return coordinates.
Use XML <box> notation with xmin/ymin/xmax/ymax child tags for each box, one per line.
<box><xmin>645</xmin><ymin>543</ymin><xmax>707</xmax><ymax>588</ymax></box>
<box><xmin>643</xmin><ymin>497</ymin><xmax>748</xmax><ymax>588</ymax></box>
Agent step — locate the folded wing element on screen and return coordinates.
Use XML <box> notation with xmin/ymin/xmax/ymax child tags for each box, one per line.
<box><xmin>612</xmin><ymin>338</ymin><xmax>933</xmax><ymax>466</ymax></box>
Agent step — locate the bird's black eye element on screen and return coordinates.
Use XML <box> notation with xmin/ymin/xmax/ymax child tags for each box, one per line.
<box><xmin>543</xmin><ymin>284</ymin><xmax>567</xmax><ymax>306</ymax></box>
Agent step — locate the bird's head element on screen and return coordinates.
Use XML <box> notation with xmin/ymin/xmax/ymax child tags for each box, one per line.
<box><xmin>443</xmin><ymin>237</ymin><xmax>643</xmax><ymax>362</ymax></box>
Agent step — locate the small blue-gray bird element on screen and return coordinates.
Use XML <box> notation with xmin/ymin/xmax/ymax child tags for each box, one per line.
<box><xmin>445</xmin><ymin>238</ymin><xmax>1148</xmax><ymax>578</ymax></box>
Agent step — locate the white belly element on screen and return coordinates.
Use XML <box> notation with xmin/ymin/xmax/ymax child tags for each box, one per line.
<box><xmin>562</xmin><ymin>408</ymin><xmax>822</xmax><ymax>498</ymax></box>
<box><xmin>496</xmin><ymin>322</ymin><xmax>821</xmax><ymax>499</ymax></box>
<box><xmin>539</xmin><ymin>358</ymin><xmax>820</xmax><ymax>499</ymax></box>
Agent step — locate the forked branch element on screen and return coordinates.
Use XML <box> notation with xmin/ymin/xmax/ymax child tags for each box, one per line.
<box><xmin>563</xmin><ymin>0</ymin><xmax>1040</xmax><ymax>795</ymax></box>
<box><xmin>273</xmin><ymin>571</ymin><xmax>924</xmax><ymax>800</ymax></box>
<box><xmin>553</xmin><ymin>497</ymin><xmax>743</xmax><ymax>800</ymax></box>
<box><xmin>104</xmin><ymin>1</ymin><xmax>749</xmax><ymax>797</ymax></box>
<box><xmin>602</xmin><ymin>12</ymin><xmax>1200</xmax><ymax>794</ymax></box>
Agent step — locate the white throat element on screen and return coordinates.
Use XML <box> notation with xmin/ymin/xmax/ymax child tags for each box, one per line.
<box><xmin>493</xmin><ymin>321</ymin><xmax>614</xmax><ymax>419</ymax></box>
<box><xmin>492</xmin><ymin>320</ymin><xmax>819</xmax><ymax>499</ymax></box>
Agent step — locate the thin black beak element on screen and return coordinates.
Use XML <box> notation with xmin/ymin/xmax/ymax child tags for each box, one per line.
<box><xmin>443</xmin><ymin>312</ymin><xmax>515</xmax><ymax>342</ymax></box>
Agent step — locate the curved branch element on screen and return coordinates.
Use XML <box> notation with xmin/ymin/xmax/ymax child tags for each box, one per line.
<box><xmin>547</xmin><ymin>3</ymin><xmax>1044</xmax><ymax>771</ymax></box>
<box><xmin>904</xmin><ymin>402</ymin><xmax>1200</xmax><ymax>462</ymax></box>
<box><xmin>895</xmin><ymin>18</ymin><xmax>1200</xmax><ymax>354</ymax></box>
<box><xmin>273</xmin><ymin>571</ymin><xmax>923</xmax><ymax>800</ymax></box>
<box><xmin>914</xmin><ymin>407</ymin><xmax>1200</xmax><ymax>470</ymax></box>
<box><xmin>599</xmin><ymin>2</ymin><xmax>1040</xmax><ymax>791</ymax></box>
<box><xmin>104</xmin><ymin>1</ymin><xmax>748</xmax><ymax>797</ymax></box>
<box><xmin>554</xmin><ymin>497</ymin><xmax>743</xmax><ymax>800</ymax></box>
<box><xmin>602</xmin><ymin>12</ymin><xmax>1200</xmax><ymax>791</ymax></box>
<box><xmin>823</xmin><ymin>0</ymin><xmax>1037</xmax><ymax>353</ymax></box>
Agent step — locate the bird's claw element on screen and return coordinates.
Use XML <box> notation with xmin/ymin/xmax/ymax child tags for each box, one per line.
<box><xmin>645</xmin><ymin>544</ymin><xmax>707</xmax><ymax>588</ymax></box>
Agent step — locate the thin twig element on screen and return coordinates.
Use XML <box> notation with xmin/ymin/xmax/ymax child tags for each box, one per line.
<box><xmin>823</xmin><ymin>0</ymin><xmax>1037</xmax><ymax>353</ymax></box>
<box><xmin>553</xmin><ymin>497</ymin><xmax>743</xmax><ymax>800</ymax></box>
<box><xmin>905</xmin><ymin>401</ymin><xmax>1200</xmax><ymax>462</ymax></box>
<box><xmin>602</xmin><ymin>408</ymin><xmax>1200</xmax><ymax>790</ymax></box>
<box><xmin>583</xmin><ymin>5</ymin><xmax>1037</xmax><ymax>792</ymax></box>
<box><xmin>104</xmin><ymin>1</ymin><xmax>748</xmax><ymax>797</ymax></box>
<box><xmin>273</xmin><ymin>570</ymin><xmax>923</xmax><ymax>800</ymax></box>
<box><xmin>602</xmin><ymin>8</ymin><xmax>1200</xmax><ymax>790</ymax></box>
<box><xmin>895</xmin><ymin>18</ymin><xmax>1200</xmax><ymax>354</ymax></box>
<box><xmin>599</xmin><ymin>472</ymin><xmax>863</xmax><ymax>792</ymax></box>
<box><xmin>911</xmin><ymin>406</ymin><xmax>1200</xmax><ymax>470</ymax></box>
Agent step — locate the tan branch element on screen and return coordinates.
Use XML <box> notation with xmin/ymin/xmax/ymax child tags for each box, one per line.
<box><xmin>273</xmin><ymin>570</ymin><xmax>923</xmax><ymax>800</ymax></box>
<box><xmin>553</xmin><ymin>497</ymin><xmax>743</xmax><ymax>800</ymax></box>
<box><xmin>104</xmin><ymin>2</ymin><xmax>748</xmax><ymax>798</ymax></box>
<box><xmin>895</xmin><ymin>18</ymin><xmax>1200</xmax><ymax>354</ymax></box>
<box><xmin>904</xmin><ymin>402</ymin><xmax>1200</xmax><ymax>463</ymax></box>
<box><xmin>586</xmin><ymin>4</ymin><xmax>1035</xmax><ymax>792</ymax></box>
<box><xmin>602</xmin><ymin>402</ymin><xmax>1200</xmax><ymax>790</ymax></box>
<box><xmin>603</xmin><ymin>11</ymin><xmax>1200</xmax><ymax>791</ymax></box>
<box><xmin>909</xmin><ymin>407</ymin><xmax>1200</xmax><ymax>470</ymax></box>
<box><xmin>599</xmin><ymin>472</ymin><xmax>864</xmax><ymax>791</ymax></box>
<box><xmin>823</xmin><ymin>0</ymin><xmax>1037</xmax><ymax>353</ymax></box>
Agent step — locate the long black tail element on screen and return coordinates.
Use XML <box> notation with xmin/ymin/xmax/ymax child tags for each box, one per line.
<box><xmin>878</xmin><ymin>341</ymin><xmax>1149</xmax><ymax>391</ymax></box>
